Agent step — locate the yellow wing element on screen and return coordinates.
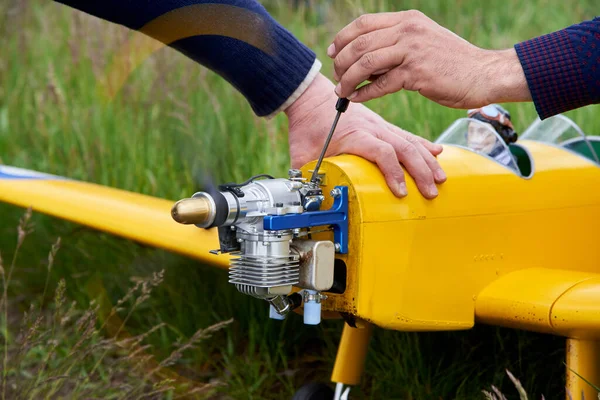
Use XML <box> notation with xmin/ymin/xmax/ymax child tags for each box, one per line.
<box><xmin>0</xmin><ymin>166</ymin><xmax>229</xmax><ymax>268</ymax></box>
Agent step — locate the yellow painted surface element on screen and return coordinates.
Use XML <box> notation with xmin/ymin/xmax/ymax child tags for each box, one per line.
<box><xmin>553</xmin><ymin>279</ymin><xmax>600</xmax><ymax>339</ymax></box>
<box><xmin>566</xmin><ymin>339</ymin><xmax>600</xmax><ymax>400</ymax></box>
<box><xmin>331</xmin><ymin>323</ymin><xmax>373</xmax><ymax>386</ymax></box>
<box><xmin>0</xmin><ymin>178</ymin><xmax>229</xmax><ymax>268</ymax></box>
<box><xmin>475</xmin><ymin>269</ymin><xmax>600</xmax><ymax>338</ymax></box>
<box><xmin>303</xmin><ymin>140</ymin><xmax>600</xmax><ymax>332</ymax></box>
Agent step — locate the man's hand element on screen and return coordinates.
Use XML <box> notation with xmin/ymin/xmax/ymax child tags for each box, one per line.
<box><xmin>327</xmin><ymin>11</ymin><xmax>531</xmax><ymax>108</ymax></box>
<box><xmin>284</xmin><ymin>73</ymin><xmax>446</xmax><ymax>199</ymax></box>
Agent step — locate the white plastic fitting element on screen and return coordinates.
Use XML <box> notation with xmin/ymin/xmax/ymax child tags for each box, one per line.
<box><xmin>303</xmin><ymin>290</ymin><xmax>322</xmax><ymax>325</ymax></box>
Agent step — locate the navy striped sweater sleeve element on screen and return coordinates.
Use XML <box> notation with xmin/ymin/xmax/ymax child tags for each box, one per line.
<box><xmin>53</xmin><ymin>0</ymin><xmax>321</xmax><ymax>117</ymax></box>
<box><xmin>514</xmin><ymin>17</ymin><xmax>600</xmax><ymax>119</ymax></box>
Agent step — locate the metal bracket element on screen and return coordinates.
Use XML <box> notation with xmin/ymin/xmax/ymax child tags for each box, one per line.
<box><xmin>263</xmin><ymin>186</ymin><xmax>349</xmax><ymax>254</ymax></box>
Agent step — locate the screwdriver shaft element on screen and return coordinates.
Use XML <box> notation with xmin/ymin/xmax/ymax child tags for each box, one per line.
<box><xmin>310</xmin><ymin>98</ymin><xmax>350</xmax><ymax>184</ymax></box>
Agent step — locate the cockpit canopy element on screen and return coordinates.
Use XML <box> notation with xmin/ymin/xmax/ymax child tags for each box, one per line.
<box><xmin>436</xmin><ymin>114</ymin><xmax>599</xmax><ymax>178</ymax></box>
<box><xmin>521</xmin><ymin>115</ymin><xmax>600</xmax><ymax>164</ymax></box>
<box><xmin>435</xmin><ymin>118</ymin><xmax>531</xmax><ymax>177</ymax></box>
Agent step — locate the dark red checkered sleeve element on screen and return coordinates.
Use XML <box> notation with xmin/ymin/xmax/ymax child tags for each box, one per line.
<box><xmin>514</xmin><ymin>17</ymin><xmax>600</xmax><ymax>119</ymax></box>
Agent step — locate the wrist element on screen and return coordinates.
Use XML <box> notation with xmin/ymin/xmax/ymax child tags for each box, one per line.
<box><xmin>483</xmin><ymin>49</ymin><xmax>532</xmax><ymax>104</ymax></box>
<box><xmin>284</xmin><ymin>73</ymin><xmax>336</xmax><ymax>121</ymax></box>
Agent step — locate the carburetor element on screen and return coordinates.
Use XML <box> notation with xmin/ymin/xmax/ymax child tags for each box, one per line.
<box><xmin>170</xmin><ymin>169</ymin><xmax>348</xmax><ymax>325</ymax></box>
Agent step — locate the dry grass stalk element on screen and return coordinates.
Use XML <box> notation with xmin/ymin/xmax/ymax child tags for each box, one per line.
<box><xmin>482</xmin><ymin>370</ymin><xmax>600</xmax><ymax>399</ymax></box>
<box><xmin>506</xmin><ymin>369</ymin><xmax>528</xmax><ymax>400</ymax></box>
<box><xmin>2</xmin><ymin>206</ymin><xmax>33</xmax><ymax>400</ymax></box>
<box><xmin>482</xmin><ymin>390</ymin><xmax>496</xmax><ymax>400</ymax></box>
<box><xmin>41</xmin><ymin>238</ymin><xmax>62</xmax><ymax>310</ymax></box>
<box><xmin>119</xmin><ymin>318</ymin><xmax>234</xmax><ymax>400</ymax></box>
<box><xmin>0</xmin><ymin>209</ymin><xmax>232</xmax><ymax>399</ymax></box>
<box><xmin>154</xmin><ymin>319</ymin><xmax>234</xmax><ymax>372</ymax></box>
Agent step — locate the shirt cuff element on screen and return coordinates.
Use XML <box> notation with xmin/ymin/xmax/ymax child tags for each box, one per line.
<box><xmin>514</xmin><ymin>30</ymin><xmax>588</xmax><ymax>119</ymax></box>
<box><xmin>264</xmin><ymin>58</ymin><xmax>322</xmax><ymax>119</ymax></box>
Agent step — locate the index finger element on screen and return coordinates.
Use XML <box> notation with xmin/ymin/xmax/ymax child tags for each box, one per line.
<box><xmin>329</xmin><ymin>12</ymin><xmax>403</xmax><ymax>58</ymax></box>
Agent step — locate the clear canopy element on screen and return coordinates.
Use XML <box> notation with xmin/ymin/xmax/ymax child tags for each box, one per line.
<box><xmin>521</xmin><ymin>114</ymin><xmax>586</xmax><ymax>143</ymax></box>
<box><xmin>521</xmin><ymin>115</ymin><xmax>599</xmax><ymax>163</ymax></box>
<box><xmin>435</xmin><ymin>118</ymin><xmax>519</xmax><ymax>173</ymax></box>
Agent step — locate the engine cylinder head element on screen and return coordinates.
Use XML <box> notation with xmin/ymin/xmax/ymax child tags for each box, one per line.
<box><xmin>229</xmin><ymin>231</ymin><xmax>299</xmax><ymax>297</ymax></box>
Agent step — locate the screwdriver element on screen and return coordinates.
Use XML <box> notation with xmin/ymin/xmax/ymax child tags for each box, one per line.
<box><xmin>310</xmin><ymin>97</ymin><xmax>350</xmax><ymax>184</ymax></box>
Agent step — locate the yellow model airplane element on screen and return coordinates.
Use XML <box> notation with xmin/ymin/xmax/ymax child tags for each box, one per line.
<box><xmin>1</xmin><ymin>114</ymin><xmax>599</xmax><ymax>400</ymax></box>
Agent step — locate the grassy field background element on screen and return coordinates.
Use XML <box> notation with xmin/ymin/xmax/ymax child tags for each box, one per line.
<box><xmin>1</xmin><ymin>0</ymin><xmax>599</xmax><ymax>398</ymax></box>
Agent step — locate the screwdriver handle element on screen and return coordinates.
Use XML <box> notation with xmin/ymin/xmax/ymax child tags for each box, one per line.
<box><xmin>336</xmin><ymin>97</ymin><xmax>350</xmax><ymax>113</ymax></box>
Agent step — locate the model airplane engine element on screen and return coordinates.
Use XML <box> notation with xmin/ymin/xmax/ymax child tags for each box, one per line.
<box><xmin>170</xmin><ymin>170</ymin><xmax>348</xmax><ymax>325</ymax></box>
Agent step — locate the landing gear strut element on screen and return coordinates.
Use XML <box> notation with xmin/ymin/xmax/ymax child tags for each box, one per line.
<box><xmin>292</xmin><ymin>321</ymin><xmax>372</xmax><ymax>400</ymax></box>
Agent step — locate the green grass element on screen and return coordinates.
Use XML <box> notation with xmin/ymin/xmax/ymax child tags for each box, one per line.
<box><xmin>0</xmin><ymin>211</ymin><xmax>233</xmax><ymax>399</ymax></box>
<box><xmin>1</xmin><ymin>0</ymin><xmax>599</xmax><ymax>398</ymax></box>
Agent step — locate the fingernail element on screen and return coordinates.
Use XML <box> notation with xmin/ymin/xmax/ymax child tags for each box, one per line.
<box><xmin>348</xmin><ymin>91</ymin><xmax>358</xmax><ymax>100</ymax></box>
<box><xmin>335</xmin><ymin>83</ymin><xmax>341</xmax><ymax>96</ymax></box>
<box><xmin>395</xmin><ymin>182</ymin><xmax>408</xmax><ymax>197</ymax></box>
<box><xmin>428</xmin><ymin>184</ymin><xmax>439</xmax><ymax>198</ymax></box>
<box><xmin>435</xmin><ymin>168</ymin><xmax>446</xmax><ymax>182</ymax></box>
<box><xmin>327</xmin><ymin>43</ymin><xmax>336</xmax><ymax>57</ymax></box>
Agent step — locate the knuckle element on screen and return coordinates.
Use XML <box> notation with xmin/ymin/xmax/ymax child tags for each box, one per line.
<box><xmin>360</xmin><ymin>84</ymin><xmax>373</xmax><ymax>97</ymax></box>
<box><xmin>359</xmin><ymin>52</ymin><xmax>377</xmax><ymax>69</ymax></box>
<box><xmin>397</xmin><ymin>139</ymin><xmax>418</xmax><ymax>156</ymax></box>
<box><xmin>375</xmin><ymin>73</ymin><xmax>389</xmax><ymax>91</ymax></box>
<box><xmin>352</xmin><ymin>34</ymin><xmax>370</xmax><ymax>52</ymax></box>
<box><xmin>430</xmin><ymin>159</ymin><xmax>442</xmax><ymax>170</ymax></box>
<box><xmin>333</xmin><ymin>57</ymin><xmax>345</xmax><ymax>73</ymax></box>
<box><xmin>408</xmin><ymin>38</ymin><xmax>422</xmax><ymax>52</ymax></box>
<box><xmin>333</xmin><ymin>32</ymin><xmax>344</xmax><ymax>48</ymax></box>
<box><xmin>404</xmin><ymin>134</ymin><xmax>419</xmax><ymax>145</ymax></box>
<box><xmin>354</xmin><ymin>14</ymin><xmax>371</xmax><ymax>30</ymax></box>
<box><xmin>376</xmin><ymin>143</ymin><xmax>395</xmax><ymax>161</ymax></box>
<box><xmin>402</xmin><ymin>21</ymin><xmax>422</xmax><ymax>34</ymax></box>
<box><xmin>372</xmin><ymin>129</ymin><xmax>385</xmax><ymax>141</ymax></box>
<box><xmin>404</xmin><ymin>9</ymin><xmax>425</xmax><ymax>20</ymax></box>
